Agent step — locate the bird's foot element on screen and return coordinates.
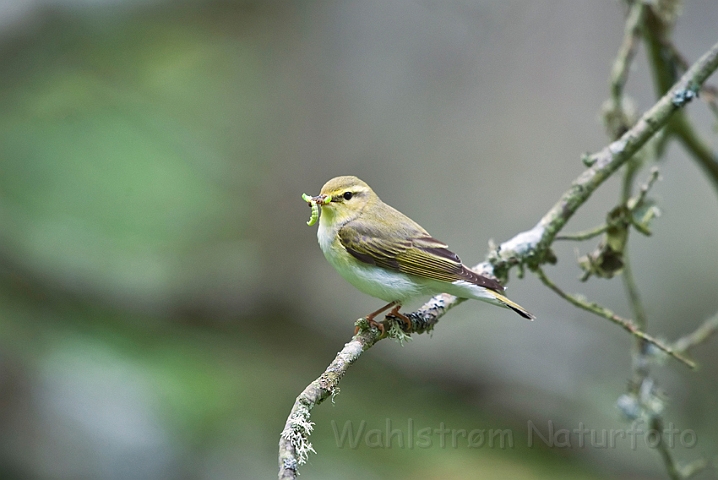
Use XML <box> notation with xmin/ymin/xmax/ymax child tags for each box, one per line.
<box><xmin>354</xmin><ymin>317</ymin><xmax>387</xmax><ymax>337</ymax></box>
<box><xmin>386</xmin><ymin>305</ymin><xmax>413</xmax><ymax>333</ymax></box>
<box><xmin>354</xmin><ymin>302</ymin><xmax>397</xmax><ymax>337</ymax></box>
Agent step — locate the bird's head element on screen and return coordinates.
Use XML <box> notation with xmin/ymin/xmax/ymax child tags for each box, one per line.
<box><xmin>307</xmin><ymin>176</ymin><xmax>376</xmax><ymax>225</ymax></box>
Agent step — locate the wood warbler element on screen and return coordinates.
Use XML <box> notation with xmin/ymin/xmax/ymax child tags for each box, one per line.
<box><xmin>304</xmin><ymin>176</ymin><xmax>534</xmax><ymax>332</ymax></box>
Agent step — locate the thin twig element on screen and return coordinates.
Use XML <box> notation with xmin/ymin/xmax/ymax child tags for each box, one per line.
<box><xmin>611</xmin><ymin>1</ymin><xmax>645</xmax><ymax>102</ymax></box>
<box><xmin>678</xmin><ymin>458</ymin><xmax>711</xmax><ymax>479</ymax></box>
<box><xmin>673</xmin><ymin>311</ymin><xmax>718</xmax><ymax>354</ymax></box>
<box><xmin>621</xmin><ymin>11</ymin><xmax>712</xmax><ymax>479</ymax></box>
<box><xmin>605</xmin><ymin>1</ymin><xmax>646</xmax><ymax>139</ymax></box>
<box><xmin>556</xmin><ymin>168</ymin><xmax>660</xmax><ymax>242</ymax></box>
<box><xmin>621</xmin><ymin>219</ymin><xmax>648</xmax><ymax>331</ymax></box>
<box><xmin>623</xmin><ymin>252</ymin><xmax>652</xmax><ymax>385</ymax></box>
<box><xmin>619</xmin><ymin>163</ymin><xmax>654</xmax><ymax>408</ymax></box>
<box><xmin>628</xmin><ymin>166</ymin><xmax>660</xmax><ymax>210</ymax></box>
<box><xmin>651</xmin><ymin>416</ymin><xmax>683</xmax><ymax>480</ymax></box>
<box><xmin>647</xmin><ymin>415</ymin><xmax>709</xmax><ymax>479</ymax></box>
<box><xmin>555</xmin><ymin>224</ymin><xmax>608</xmax><ymax>241</ymax></box>
<box><xmin>642</xmin><ymin>9</ymin><xmax>718</xmax><ymax>194</ymax></box>
<box><xmin>534</xmin><ymin>266</ymin><xmax>696</xmax><ymax>369</ymax></box>
<box><xmin>699</xmin><ymin>84</ymin><xmax>718</xmax><ymax>120</ymax></box>
<box><xmin>672</xmin><ymin>115</ymin><xmax>718</xmax><ymax>194</ymax></box>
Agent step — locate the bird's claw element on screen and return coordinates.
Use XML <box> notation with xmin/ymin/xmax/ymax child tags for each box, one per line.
<box><xmin>385</xmin><ymin>313</ymin><xmax>413</xmax><ymax>333</ymax></box>
<box><xmin>354</xmin><ymin>317</ymin><xmax>387</xmax><ymax>337</ymax></box>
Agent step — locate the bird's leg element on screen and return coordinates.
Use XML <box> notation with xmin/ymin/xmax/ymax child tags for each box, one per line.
<box><xmin>386</xmin><ymin>304</ymin><xmax>413</xmax><ymax>332</ymax></box>
<box><xmin>355</xmin><ymin>301</ymin><xmax>396</xmax><ymax>336</ymax></box>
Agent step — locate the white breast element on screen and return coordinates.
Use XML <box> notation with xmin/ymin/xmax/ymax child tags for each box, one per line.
<box><xmin>316</xmin><ymin>218</ymin><xmax>424</xmax><ymax>303</ymax></box>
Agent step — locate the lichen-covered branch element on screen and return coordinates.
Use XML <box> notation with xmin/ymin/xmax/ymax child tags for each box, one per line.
<box><xmin>278</xmin><ymin>293</ymin><xmax>461</xmax><ymax>479</ymax></box>
<box><xmin>278</xmin><ymin>328</ymin><xmax>379</xmax><ymax>479</ymax></box>
<box><xmin>487</xmin><ymin>39</ymin><xmax>718</xmax><ymax>279</ymax></box>
<box><xmin>278</xmin><ymin>36</ymin><xmax>718</xmax><ymax>480</ymax></box>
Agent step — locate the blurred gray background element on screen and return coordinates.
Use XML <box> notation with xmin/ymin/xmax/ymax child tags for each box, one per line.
<box><xmin>0</xmin><ymin>1</ymin><xmax>716</xmax><ymax>479</ymax></box>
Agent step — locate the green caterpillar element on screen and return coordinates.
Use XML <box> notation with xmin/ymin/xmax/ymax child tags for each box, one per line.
<box><xmin>302</xmin><ymin>193</ymin><xmax>320</xmax><ymax>226</ymax></box>
<box><xmin>302</xmin><ymin>193</ymin><xmax>332</xmax><ymax>226</ymax></box>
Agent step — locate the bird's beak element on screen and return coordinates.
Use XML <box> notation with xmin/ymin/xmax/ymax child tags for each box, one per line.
<box><xmin>310</xmin><ymin>194</ymin><xmax>332</xmax><ymax>205</ymax></box>
<box><xmin>301</xmin><ymin>192</ymin><xmax>333</xmax><ymax>207</ymax></box>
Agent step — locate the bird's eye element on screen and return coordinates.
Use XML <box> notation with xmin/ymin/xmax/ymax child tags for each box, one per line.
<box><xmin>343</xmin><ymin>192</ymin><xmax>353</xmax><ymax>201</ymax></box>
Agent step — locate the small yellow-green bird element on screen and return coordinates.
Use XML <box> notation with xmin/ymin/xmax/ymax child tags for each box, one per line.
<box><xmin>304</xmin><ymin>176</ymin><xmax>534</xmax><ymax>332</ymax></box>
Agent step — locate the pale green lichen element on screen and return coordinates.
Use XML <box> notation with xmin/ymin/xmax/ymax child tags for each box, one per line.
<box><xmin>330</xmin><ymin>387</ymin><xmax>340</xmax><ymax>404</ymax></box>
<box><xmin>281</xmin><ymin>404</ymin><xmax>317</xmax><ymax>465</ymax></box>
<box><xmin>387</xmin><ymin>320</ymin><xmax>412</xmax><ymax>346</ymax></box>
<box><xmin>354</xmin><ymin>317</ymin><xmax>370</xmax><ymax>333</ymax></box>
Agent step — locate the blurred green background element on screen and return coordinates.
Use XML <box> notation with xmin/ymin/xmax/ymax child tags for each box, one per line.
<box><xmin>0</xmin><ymin>1</ymin><xmax>716</xmax><ymax>479</ymax></box>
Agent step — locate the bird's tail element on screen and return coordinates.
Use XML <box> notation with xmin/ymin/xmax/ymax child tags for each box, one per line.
<box><xmin>488</xmin><ymin>291</ymin><xmax>535</xmax><ymax>320</ymax></box>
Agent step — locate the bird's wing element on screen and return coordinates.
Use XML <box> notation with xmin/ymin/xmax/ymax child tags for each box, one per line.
<box><xmin>338</xmin><ymin>220</ymin><xmax>504</xmax><ymax>292</ymax></box>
